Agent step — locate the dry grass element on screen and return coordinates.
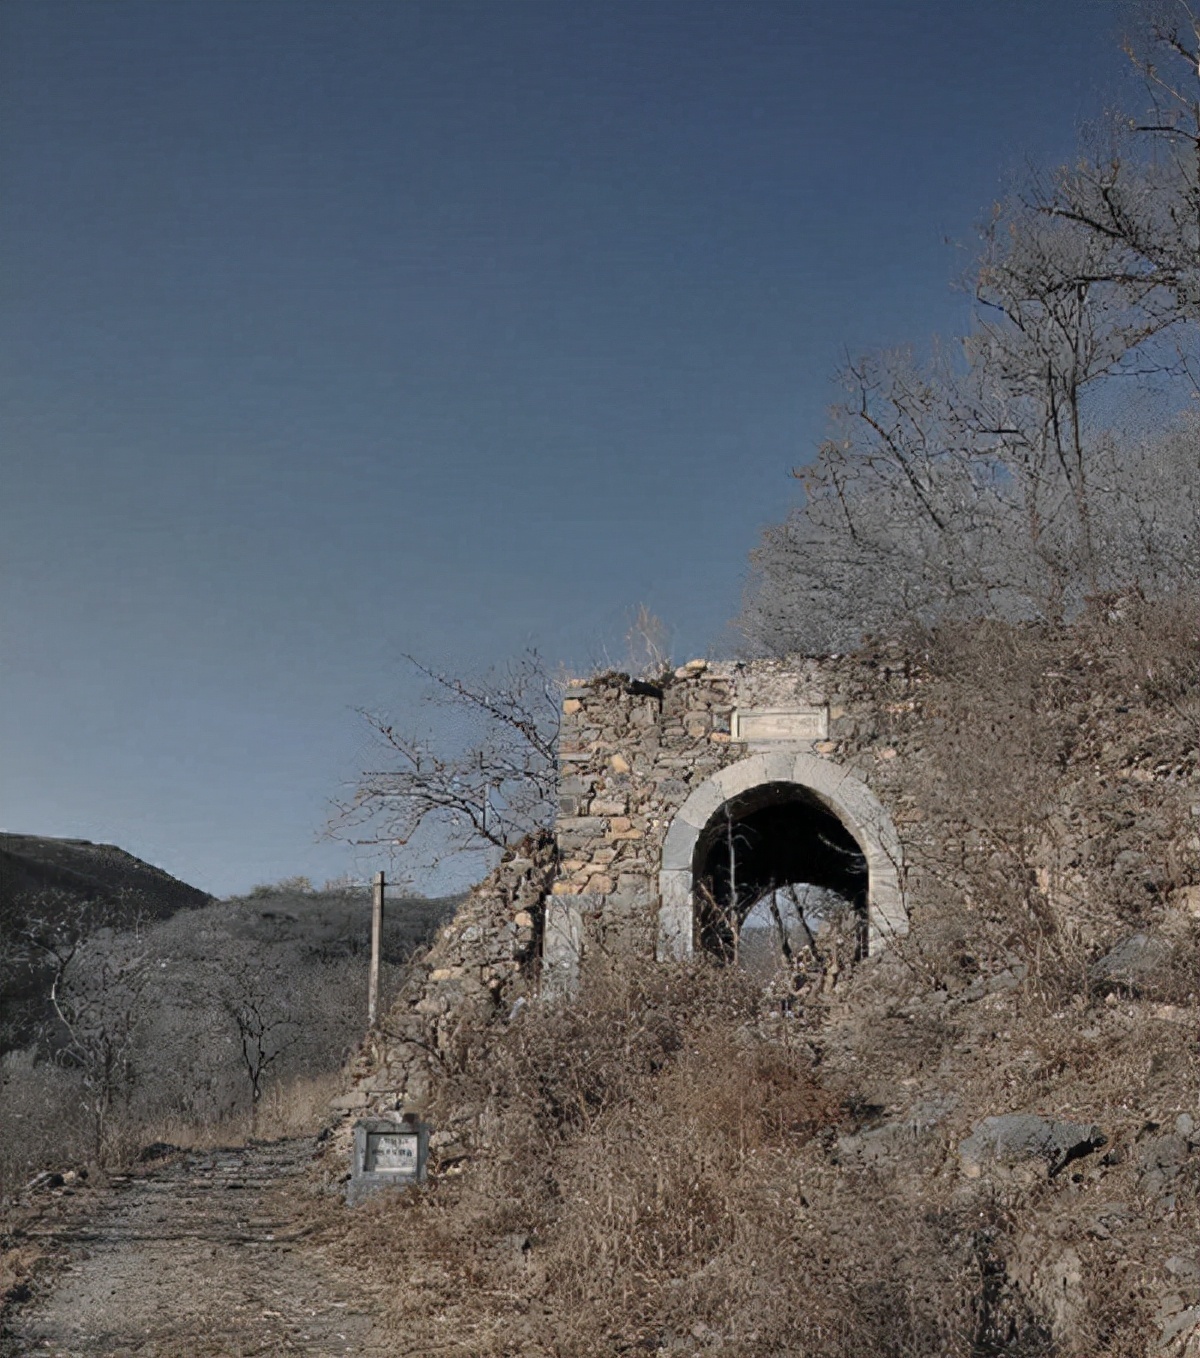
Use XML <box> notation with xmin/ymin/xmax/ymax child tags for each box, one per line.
<box><xmin>330</xmin><ymin>964</ymin><xmax>1072</xmax><ymax>1356</ymax></box>
<box><xmin>335</xmin><ymin>954</ymin><xmax>1193</xmax><ymax>1355</ymax></box>
<box><xmin>141</xmin><ymin>1070</ymin><xmax>346</xmax><ymax>1152</ymax></box>
<box><xmin>330</xmin><ymin>602</ymin><xmax>1200</xmax><ymax>1357</ymax></box>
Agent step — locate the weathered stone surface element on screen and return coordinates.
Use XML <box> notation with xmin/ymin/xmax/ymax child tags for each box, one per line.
<box><xmin>959</xmin><ymin>1115</ymin><xmax>1106</xmax><ymax>1180</ymax></box>
<box><xmin>542</xmin><ymin>894</ymin><xmax>587</xmax><ymax>998</ymax></box>
<box><xmin>1160</xmin><ymin>1303</ymin><xmax>1200</xmax><ymax>1350</ymax></box>
<box><xmin>330</xmin><ymin>1089</ymin><xmax>369</xmax><ymax>1111</ymax></box>
<box><xmin>835</xmin><ymin>1094</ymin><xmax>957</xmax><ymax>1168</ymax></box>
<box><xmin>1091</xmin><ymin>932</ymin><xmax>1173</xmax><ymax>993</ymax></box>
<box><xmin>1137</xmin><ymin>1132</ymin><xmax>1192</xmax><ymax>1198</ymax></box>
<box><xmin>1174</xmin><ymin>885</ymin><xmax>1200</xmax><ymax>918</ymax></box>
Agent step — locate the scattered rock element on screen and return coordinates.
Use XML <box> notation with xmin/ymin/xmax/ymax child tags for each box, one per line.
<box><xmin>836</xmin><ymin>1094</ymin><xmax>957</xmax><ymax>1168</ymax></box>
<box><xmin>959</xmin><ymin>1115</ymin><xmax>1106</xmax><ymax>1180</ymax></box>
<box><xmin>964</xmin><ymin>963</ymin><xmax>1028</xmax><ymax>1001</ymax></box>
<box><xmin>26</xmin><ymin>1171</ymin><xmax>65</xmax><ymax>1193</ymax></box>
<box><xmin>137</xmin><ymin>1141</ymin><xmax>181</xmax><ymax>1164</ymax></box>
<box><xmin>1090</xmin><ymin>933</ymin><xmax>1173</xmax><ymax>995</ymax></box>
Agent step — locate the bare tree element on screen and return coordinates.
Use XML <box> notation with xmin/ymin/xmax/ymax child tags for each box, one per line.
<box><xmin>207</xmin><ymin>953</ymin><xmax>304</xmax><ymax>1133</ymax></box>
<box><xmin>332</xmin><ymin>649</ymin><xmax>560</xmax><ymax>881</ymax></box>
<box><xmin>736</xmin><ymin>5</ymin><xmax>1200</xmax><ymax>656</ymax></box>
<box><xmin>17</xmin><ymin>900</ymin><xmax>153</xmax><ymax>1160</ymax></box>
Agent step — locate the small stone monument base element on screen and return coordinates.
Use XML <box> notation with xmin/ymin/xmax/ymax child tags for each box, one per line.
<box><xmin>347</xmin><ymin>1112</ymin><xmax>429</xmax><ymax>1206</ymax></box>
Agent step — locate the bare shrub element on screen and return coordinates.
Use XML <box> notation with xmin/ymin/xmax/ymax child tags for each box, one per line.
<box><xmin>735</xmin><ymin>13</ymin><xmax>1200</xmax><ymax>659</ymax></box>
<box><xmin>0</xmin><ymin>1048</ymin><xmax>90</xmax><ymax>1198</ymax></box>
<box><xmin>872</xmin><ymin>598</ymin><xmax>1200</xmax><ymax>1002</ymax></box>
<box><xmin>332</xmin><ymin>649</ymin><xmax>561</xmax><ymax>884</ymax></box>
<box><xmin>332</xmin><ymin>962</ymin><xmax>1086</xmax><ymax>1358</ymax></box>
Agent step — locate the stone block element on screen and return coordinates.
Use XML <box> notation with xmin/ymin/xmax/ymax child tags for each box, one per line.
<box><xmin>659</xmin><ymin>867</ymin><xmax>691</xmax><ymax>909</ymax></box>
<box><xmin>557</xmin><ymin>816</ymin><xmax>606</xmax><ymax>849</ymax></box>
<box><xmin>959</xmin><ymin>1115</ymin><xmax>1106</xmax><ymax>1181</ymax></box>
<box><xmin>656</xmin><ymin>902</ymin><xmax>694</xmax><ymax>961</ymax></box>
<box><xmin>347</xmin><ymin>1115</ymin><xmax>429</xmax><ymax>1207</ymax></box>
<box><xmin>543</xmin><ymin>895</ymin><xmax>585</xmax><ymax>997</ymax></box>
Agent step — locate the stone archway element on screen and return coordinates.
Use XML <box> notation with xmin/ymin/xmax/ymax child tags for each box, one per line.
<box><xmin>656</xmin><ymin>751</ymin><xmax>907</xmax><ymax>961</ymax></box>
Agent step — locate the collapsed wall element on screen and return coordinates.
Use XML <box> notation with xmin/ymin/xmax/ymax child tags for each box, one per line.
<box><xmin>335</xmin><ymin>835</ymin><xmax>556</xmax><ymax>1120</ymax></box>
<box><xmin>331</xmin><ymin>617</ymin><xmax>1200</xmax><ymax>1354</ymax></box>
<box><xmin>338</xmin><ymin>627</ymin><xmax>1200</xmax><ymax>1127</ymax></box>
<box><xmin>337</xmin><ymin>647</ymin><xmax>922</xmax><ymax>1120</ymax></box>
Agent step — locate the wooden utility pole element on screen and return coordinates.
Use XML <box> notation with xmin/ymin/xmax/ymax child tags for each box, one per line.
<box><xmin>368</xmin><ymin>870</ymin><xmax>384</xmax><ymax>1027</ymax></box>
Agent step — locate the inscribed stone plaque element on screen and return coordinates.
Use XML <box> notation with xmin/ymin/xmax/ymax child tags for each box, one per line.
<box><xmin>732</xmin><ymin>706</ymin><xmax>828</xmax><ymax>744</ymax></box>
<box><xmin>366</xmin><ymin>1131</ymin><xmax>420</xmax><ymax>1174</ymax></box>
<box><xmin>349</xmin><ymin>1116</ymin><xmax>430</xmax><ymax>1204</ymax></box>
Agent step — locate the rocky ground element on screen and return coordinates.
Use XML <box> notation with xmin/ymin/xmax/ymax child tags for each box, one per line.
<box><xmin>1</xmin><ymin>1138</ymin><xmax>389</xmax><ymax>1358</ymax></box>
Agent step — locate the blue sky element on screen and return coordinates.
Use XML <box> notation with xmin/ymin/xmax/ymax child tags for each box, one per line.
<box><xmin>1</xmin><ymin>0</ymin><xmax>1130</xmax><ymax>896</ymax></box>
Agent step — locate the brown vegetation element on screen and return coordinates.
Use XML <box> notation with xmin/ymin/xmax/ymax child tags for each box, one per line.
<box><xmin>333</xmin><ymin>600</ymin><xmax>1199</xmax><ymax>1358</ymax></box>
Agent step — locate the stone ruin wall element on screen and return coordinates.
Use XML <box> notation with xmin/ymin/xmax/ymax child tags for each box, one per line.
<box><xmin>336</xmin><ymin>647</ymin><xmax>923</xmax><ymax>1121</ymax></box>
<box><xmin>337</xmin><ymin>639</ymin><xmax>1200</xmax><ymax>1130</ymax></box>
<box><xmin>542</xmin><ymin>651</ymin><xmax>918</xmax><ymax>987</ymax></box>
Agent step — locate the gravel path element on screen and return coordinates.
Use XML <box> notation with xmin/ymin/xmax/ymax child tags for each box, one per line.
<box><xmin>2</xmin><ymin>1138</ymin><xmax>389</xmax><ymax>1358</ymax></box>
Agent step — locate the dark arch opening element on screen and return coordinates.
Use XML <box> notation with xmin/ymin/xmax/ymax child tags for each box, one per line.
<box><xmin>693</xmin><ymin>781</ymin><xmax>868</xmax><ymax>969</ymax></box>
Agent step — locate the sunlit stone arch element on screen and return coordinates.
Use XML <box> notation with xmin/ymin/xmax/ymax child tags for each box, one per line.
<box><xmin>656</xmin><ymin>750</ymin><xmax>908</xmax><ymax>961</ymax></box>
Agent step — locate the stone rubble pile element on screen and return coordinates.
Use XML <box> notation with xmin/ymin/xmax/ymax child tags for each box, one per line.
<box><xmin>333</xmin><ymin>832</ymin><xmax>556</xmax><ymax>1119</ymax></box>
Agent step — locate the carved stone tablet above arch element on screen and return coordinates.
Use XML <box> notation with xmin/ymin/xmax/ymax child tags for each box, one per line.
<box><xmin>656</xmin><ymin>751</ymin><xmax>908</xmax><ymax>962</ymax></box>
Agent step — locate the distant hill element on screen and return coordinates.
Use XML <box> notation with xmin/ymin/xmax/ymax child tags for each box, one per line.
<box><xmin>177</xmin><ymin>884</ymin><xmax>462</xmax><ymax>968</ymax></box>
<box><xmin>0</xmin><ymin>832</ymin><xmax>212</xmax><ymax>929</ymax></box>
<box><xmin>0</xmin><ymin>834</ymin><xmax>213</xmax><ymax>1050</ymax></box>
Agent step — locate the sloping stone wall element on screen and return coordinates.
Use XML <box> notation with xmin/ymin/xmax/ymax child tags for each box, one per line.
<box><xmin>334</xmin><ymin>834</ymin><xmax>556</xmax><ymax>1119</ymax></box>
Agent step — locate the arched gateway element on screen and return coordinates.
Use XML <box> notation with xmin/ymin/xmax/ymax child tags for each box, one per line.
<box><xmin>656</xmin><ymin>750</ymin><xmax>908</xmax><ymax>962</ymax></box>
<box><xmin>541</xmin><ymin>661</ymin><xmax>913</xmax><ymax>994</ymax></box>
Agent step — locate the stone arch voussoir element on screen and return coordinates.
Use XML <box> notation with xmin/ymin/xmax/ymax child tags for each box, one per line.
<box><xmin>656</xmin><ymin>751</ymin><xmax>907</xmax><ymax>962</ymax></box>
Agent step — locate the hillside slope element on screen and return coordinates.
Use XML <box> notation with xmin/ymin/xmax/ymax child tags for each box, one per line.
<box><xmin>331</xmin><ymin>602</ymin><xmax>1200</xmax><ymax>1358</ymax></box>
<box><xmin>1</xmin><ymin>834</ymin><xmax>214</xmax><ymax>1050</ymax></box>
<box><xmin>0</xmin><ymin>833</ymin><xmax>212</xmax><ymax>927</ymax></box>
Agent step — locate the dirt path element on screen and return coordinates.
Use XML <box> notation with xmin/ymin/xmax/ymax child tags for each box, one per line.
<box><xmin>2</xmin><ymin>1138</ymin><xmax>390</xmax><ymax>1358</ymax></box>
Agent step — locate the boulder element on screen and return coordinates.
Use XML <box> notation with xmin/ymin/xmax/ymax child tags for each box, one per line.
<box><xmin>1091</xmin><ymin>933</ymin><xmax>1173</xmax><ymax>995</ymax></box>
<box><xmin>959</xmin><ymin>1115</ymin><xmax>1106</xmax><ymax>1180</ymax></box>
<box><xmin>836</xmin><ymin>1094</ymin><xmax>957</xmax><ymax>1169</ymax></box>
<box><xmin>1136</xmin><ymin>1132</ymin><xmax>1191</xmax><ymax>1198</ymax></box>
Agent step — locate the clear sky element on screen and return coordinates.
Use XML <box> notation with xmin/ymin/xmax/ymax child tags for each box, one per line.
<box><xmin>2</xmin><ymin>0</ymin><xmax>1130</xmax><ymax>897</ymax></box>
